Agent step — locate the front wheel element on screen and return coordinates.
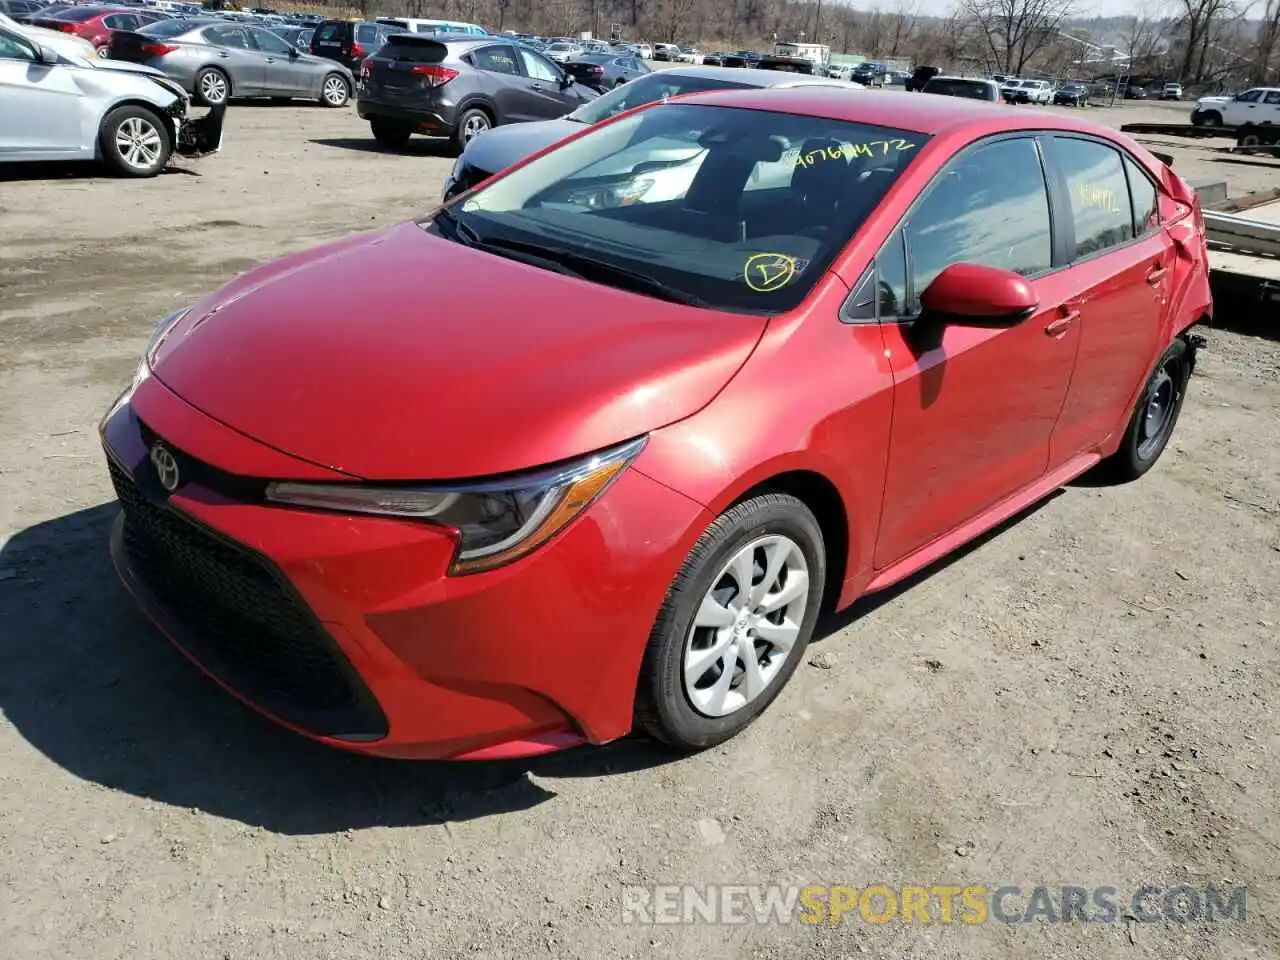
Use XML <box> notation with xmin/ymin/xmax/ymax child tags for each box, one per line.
<box><xmin>1200</xmin><ymin>110</ymin><xmax>1223</xmax><ymax>128</ymax></box>
<box><xmin>320</xmin><ymin>73</ymin><xmax>350</xmax><ymax>107</ymax></box>
<box><xmin>634</xmin><ymin>493</ymin><xmax>826</xmax><ymax>750</ymax></box>
<box><xmin>1098</xmin><ymin>339</ymin><xmax>1192</xmax><ymax>483</ymax></box>
<box><xmin>99</xmin><ymin>105</ymin><xmax>171</xmax><ymax>177</ymax></box>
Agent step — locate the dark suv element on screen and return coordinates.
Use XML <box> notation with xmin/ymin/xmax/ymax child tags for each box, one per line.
<box><xmin>311</xmin><ymin>19</ymin><xmax>396</xmax><ymax>72</ymax></box>
<box><xmin>357</xmin><ymin>35</ymin><xmax>597</xmax><ymax>151</ymax></box>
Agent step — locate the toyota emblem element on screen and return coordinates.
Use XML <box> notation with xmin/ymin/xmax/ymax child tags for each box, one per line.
<box><xmin>149</xmin><ymin>443</ymin><xmax>180</xmax><ymax>493</ymax></box>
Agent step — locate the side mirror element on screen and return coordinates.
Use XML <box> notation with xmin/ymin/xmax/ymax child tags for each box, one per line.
<box><xmin>288</xmin><ymin>46</ymin><xmax>299</xmax><ymax>58</ymax></box>
<box><xmin>919</xmin><ymin>263</ymin><xmax>1038</xmax><ymax>327</ymax></box>
<box><xmin>559</xmin><ymin>73</ymin><xmax>574</xmax><ymax>88</ymax></box>
<box><xmin>36</xmin><ymin>43</ymin><xmax>58</xmax><ymax>64</ymax></box>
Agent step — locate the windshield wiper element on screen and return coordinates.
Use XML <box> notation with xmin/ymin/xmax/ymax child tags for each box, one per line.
<box><xmin>432</xmin><ymin>210</ymin><xmax>586</xmax><ymax>279</ymax></box>
<box><xmin>469</xmin><ymin>236</ymin><xmax>708</xmax><ymax>308</ymax></box>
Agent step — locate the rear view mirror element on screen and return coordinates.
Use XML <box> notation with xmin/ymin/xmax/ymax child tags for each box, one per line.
<box><xmin>36</xmin><ymin>44</ymin><xmax>58</xmax><ymax>65</ymax></box>
<box><xmin>559</xmin><ymin>74</ymin><xmax>574</xmax><ymax>88</ymax></box>
<box><xmin>920</xmin><ymin>263</ymin><xmax>1038</xmax><ymax>327</ymax></box>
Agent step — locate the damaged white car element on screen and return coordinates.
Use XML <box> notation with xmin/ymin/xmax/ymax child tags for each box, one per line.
<box><xmin>0</xmin><ymin>19</ymin><xmax>224</xmax><ymax>177</ymax></box>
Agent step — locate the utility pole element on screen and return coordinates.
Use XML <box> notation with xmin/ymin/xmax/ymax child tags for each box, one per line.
<box><xmin>813</xmin><ymin>0</ymin><xmax>822</xmax><ymax>44</ymax></box>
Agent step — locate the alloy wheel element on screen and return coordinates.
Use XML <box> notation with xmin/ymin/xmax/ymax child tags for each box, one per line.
<box><xmin>199</xmin><ymin>71</ymin><xmax>228</xmax><ymax>104</ymax></box>
<box><xmin>114</xmin><ymin>116</ymin><xmax>163</xmax><ymax>171</ymax></box>
<box><xmin>462</xmin><ymin>113</ymin><xmax>490</xmax><ymax>143</ymax></box>
<box><xmin>323</xmin><ymin>76</ymin><xmax>348</xmax><ymax>105</ymax></box>
<box><xmin>683</xmin><ymin>534</ymin><xmax>809</xmax><ymax>718</ymax></box>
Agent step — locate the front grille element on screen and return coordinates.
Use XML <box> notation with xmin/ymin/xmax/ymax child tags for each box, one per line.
<box><xmin>108</xmin><ymin>457</ymin><xmax>387</xmax><ymax>740</ymax></box>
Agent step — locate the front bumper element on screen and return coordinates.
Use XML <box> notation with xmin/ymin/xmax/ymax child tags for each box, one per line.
<box><xmin>100</xmin><ymin>376</ymin><xmax>708</xmax><ymax>760</ymax></box>
<box><xmin>174</xmin><ymin>103</ymin><xmax>226</xmax><ymax>158</ymax></box>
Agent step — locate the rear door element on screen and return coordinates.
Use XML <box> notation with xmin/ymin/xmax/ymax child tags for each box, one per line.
<box><xmin>204</xmin><ymin>24</ymin><xmax>266</xmax><ymax>95</ymax></box>
<box><xmin>1043</xmin><ymin>135</ymin><xmax>1175</xmax><ymax>462</ymax></box>
<box><xmin>464</xmin><ymin>42</ymin><xmax>528</xmax><ymax>121</ymax></box>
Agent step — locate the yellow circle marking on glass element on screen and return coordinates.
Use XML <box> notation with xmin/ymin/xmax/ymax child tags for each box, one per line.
<box><xmin>744</xmin><ymin>253</ymin><xmax>798</xmax><ymax>293</ymax></box>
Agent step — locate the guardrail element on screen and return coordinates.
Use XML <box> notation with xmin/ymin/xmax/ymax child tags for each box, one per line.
<box><xmin>1204</xmin><ymin>210</ymin><xmax>1280</xmax><ymax>258</ymax></box>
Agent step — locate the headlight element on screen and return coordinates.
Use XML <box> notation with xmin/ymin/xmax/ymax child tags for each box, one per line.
<box><xmin>265</xmin><ymin>436</ymin><xmax>646</xmax><ymax>575</ymax></box>
<box><xmin>556</xmin><ymin>177</ymin><xmax>654</xmax><ymax>209</ymax></box>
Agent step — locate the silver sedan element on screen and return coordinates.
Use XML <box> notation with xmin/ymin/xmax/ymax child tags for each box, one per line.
<box><xmin>0</xmin><ymin>21</ymin><xmax>223</xmax><ymax>176</ymax></box>
<box><xmin>110</xmin><ymin>18</ymin><xmax>353</xmax><ymax>107</ymax></box>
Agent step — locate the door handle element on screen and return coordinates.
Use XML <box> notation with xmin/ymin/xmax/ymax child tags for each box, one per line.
<box><xmin>265</xmin><ymin>57</ymin><xmax>276</xmax><ymax>62</ymax></box>
<box><xmin>1146</xmin><ymin>266</ymin><xmax>1168</xmax><ymax>285</ymax></box>
<box><xmin>217</xmin><ymin>52</ymin><xmax>230</xmax><ymax>58</ymax></box>
<box><xmin>1045</xmin><ymin>311</ymin><xmax>1078</xmax><ymax>337</ymax></box>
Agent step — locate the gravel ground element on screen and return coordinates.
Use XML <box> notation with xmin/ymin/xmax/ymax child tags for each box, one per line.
<box><xmin>1</xmin><ymin>96</ymin><xmax>1277</xmax><ymax>960</ymax></box>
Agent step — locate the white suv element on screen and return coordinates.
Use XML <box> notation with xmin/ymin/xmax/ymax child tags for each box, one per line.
<box><xmin>1191</xmin><ymin>87</ymin><xmax>1280</xmax><ymax>128</ymax></box>
<box><xmin>1011</xmin><ymin>79</ymin><xmax>1053</xmax><ymax>104</ymax></box>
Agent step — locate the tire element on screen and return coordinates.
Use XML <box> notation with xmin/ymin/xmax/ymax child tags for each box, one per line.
<box><xmin>99</xmin><ymin>104</ymin><xmax>171</xmax><ymax>178</ymax></box>
<box><xmin>194</xmin><ymin>67</ymin><xmax>230</xmax><ymax>107</ymax></box>
<box><xmin>320</xmin><ymin>73</ymin><xmax>350</xmax><ymax>108</ymax></box>
<box><xmin>454</xmin><ymin>106</ymin><xmax>491</xmax><ymax>151</ymax></box>
<box><xmin>1237</xmin><ymin>128</ymin><xmax>1261</xmax><ymax>155</ymax></box>
<box><xmin>369</xmin><ymin>118</ymin><xmax>412</xmax><ymax>149</ymax></box>
<box><xmin>1200</xmin><ymin>110</ymin><xmax>1223</xmax><ymax>128</ymax></box>
<box><xmin>1098</xmin><ymin>339</ymin><xmax>1192</xmax><ymax>483</ymax></box>
<box><xmin>634</xmin><ymin>493</ymin><xmax>827</xmax><ymax>750</ymax></box>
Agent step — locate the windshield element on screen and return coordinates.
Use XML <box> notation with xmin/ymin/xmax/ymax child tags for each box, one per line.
<box><xmin>44</xmin><ymin>5</ymin><xmax>105</xmax><ymax>20</ymax></box>
<box><xmin>427</xmin><ymin>103</ymin><xmax>928</xmax><ymax>314</ymax></box>
<box><xmin>568</xmin><ymin>72</ymin><xmax>755</xmax><ymax>125</ymax></box>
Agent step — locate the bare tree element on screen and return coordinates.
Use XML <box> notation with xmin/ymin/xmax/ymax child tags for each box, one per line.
<box><xmin>960</xmin><ymin>0</ymin><xmax>1077</xmax><ymax>74</ymax></box>
<box><xmin>1250</xmin><ymin>0</ymin><xmax>1280</xmax><ymax>81</ymax></box>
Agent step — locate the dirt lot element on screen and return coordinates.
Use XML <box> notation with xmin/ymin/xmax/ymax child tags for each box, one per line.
<box><xmin>1</xmin><ymin>96</ymin><xmax>1278</xmax><ymax>960</ymax></box>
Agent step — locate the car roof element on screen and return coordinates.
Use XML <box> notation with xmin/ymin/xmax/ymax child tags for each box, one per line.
<box><xmin>674</xmin><ymin>87</ymin><xmax>1125</xmax><ymax>139</ymax></box>
<box><xmin>928</xmin><ymin>76</ymin><xmax>994</xmax><ymax>83</ymax></box>
<box><xmin>659</xmin><ymin>64</ymin><xmax>854</xmax><ymax>88</ymax></box>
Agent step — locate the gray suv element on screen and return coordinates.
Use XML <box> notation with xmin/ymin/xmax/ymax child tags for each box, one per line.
<box><xmin>357</xmin><ymin>35</ymin><xmax>598</xmax><ymax>151</ymax></box>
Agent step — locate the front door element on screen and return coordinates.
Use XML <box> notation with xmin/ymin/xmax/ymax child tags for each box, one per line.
<box><xmin>203</xmin><ymin>24</ymin><xmax>266</xmax><ymax>96</ymax></box>
<box><xmin>516</xmin><ymin>47</ymin><xmax>579</xmax><ymax>119</ymax></box>
<box><xmin>248</xmin><ymin>26</ymin><xmax>306</xmax><ymax>95</ymax></box>
<box><xmin>1044</xmin><ymin>135</ymin><xmax>1173</xmax><ymax>461</ymax></box>
<box><xmin>873</xmin><ymin>135</ymin><xmax>1081</xmax><ymax>569</ymax></box>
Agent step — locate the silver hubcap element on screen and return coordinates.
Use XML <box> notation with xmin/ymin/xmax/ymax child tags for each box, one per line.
<box><xmin>462</xmin><ymin>114</ymin><xmax>489</xmax><ymax>142</ymax></box>
<box><xmin>200</xmin><ymin>72</ymin><xmax>227</xmax><ymax>103</ymax></box>
<box><xmin>684</xmin><ymin>535</ymin><xmax>809</xmax><ymax>718</ymax></box>
<box><xmin>324</xmin><ymin>76</ymin><xmax>347</xmax><ymax>103</ymax></box>
<box><xmin>96</xmin><ymin>46</ymin><xmax>109</xmax><ymax>58</ymax></box>
<box><xmin>115</xmin><ymin>116</ymin><xmax>162</xmax><ymax>170</ymax></box>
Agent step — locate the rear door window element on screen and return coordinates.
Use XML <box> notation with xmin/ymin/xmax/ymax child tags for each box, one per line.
<box><xmin>1050</xmin><ymin>137</ymin><xmax>1135</xmax><ymax>258</ymax></box>
<box><xmin>473</xmin><ymin>43</ymin><xmax>519</xmax><ymax>75</ymax></box>
<box><xmin>1124</xmin><ymin>156</ymin><xmax>1159</xmax><ymax>236</ymax></box>
<box><xmin>206</xmin><ymin>25</ymin><xmax>252</xmax><ymax>49</ymax></box>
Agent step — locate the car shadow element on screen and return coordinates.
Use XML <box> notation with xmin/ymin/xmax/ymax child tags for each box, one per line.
<box><xmin>0</xmin><ymin>502</ymin><xmax>685</xmax><ymax>835</ymax></box>
<box><xmin>0</xmin><ymin>162</ymin><xmax>194</xmax><ymax>183</ymax></box>
<box><xmin>309</xmin><ymin>137</ymin><xmax>457</xmax><ymax>158</ymax></box>
<box><xmin>3</xmin><ymin>493</ymin><xmax>1063</xmax><ymax>834</ymax></box>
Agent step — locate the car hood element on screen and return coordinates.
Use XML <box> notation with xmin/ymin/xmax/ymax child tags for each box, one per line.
<box><xmin>1196</xmin><ymin>95</ymin><xmax>1229</xmax><ymax>106</ymax></box>
<box><xmin>462</xmin><ymin>117</ymin><xmax>582</xmax><ymax>175</ymax></box>
<box><xmin>150</xmin><ymin>221</ymin><xmax>767</xmax><ymax>481</ymax></box>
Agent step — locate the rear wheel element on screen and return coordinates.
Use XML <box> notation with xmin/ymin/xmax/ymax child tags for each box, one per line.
<box><xmin>635</xmin><ymin>493</ymin><xmax>826</xmax><ymax>750</ymax></box>
<box><xmin>194</xmin><ymin>67</ymin><xmax>230</xmax><ymax>106</ymax></box>
<box><xmin>370</xmin><ymin>118</ymin><xmax>412</xmax><ymax>149</ymax></box>
<box><xmin>99</xmin><ymin>105</ymin><xmax>171</xmax><ymax>177</ymax></box>
<box><xmin>320</xmin><ymin>73</ymin><xmax>350</xmax><ymax>107</ymax></box>
<box><xmin>1098</xmin><ymin>339</ymin><xmax>1192</xmax><ymax>482</ymax></box>
<box><xmin>454</xmin><ymin>107</ymin><xmax>491</xmax><ymax>151</ymax></box>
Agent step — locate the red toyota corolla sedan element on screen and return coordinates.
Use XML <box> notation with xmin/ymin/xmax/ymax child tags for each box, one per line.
<box><xmin>100</xmin><ymin>89</ymin><xmax>1212</xmax><ymax>760</ymax></box>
